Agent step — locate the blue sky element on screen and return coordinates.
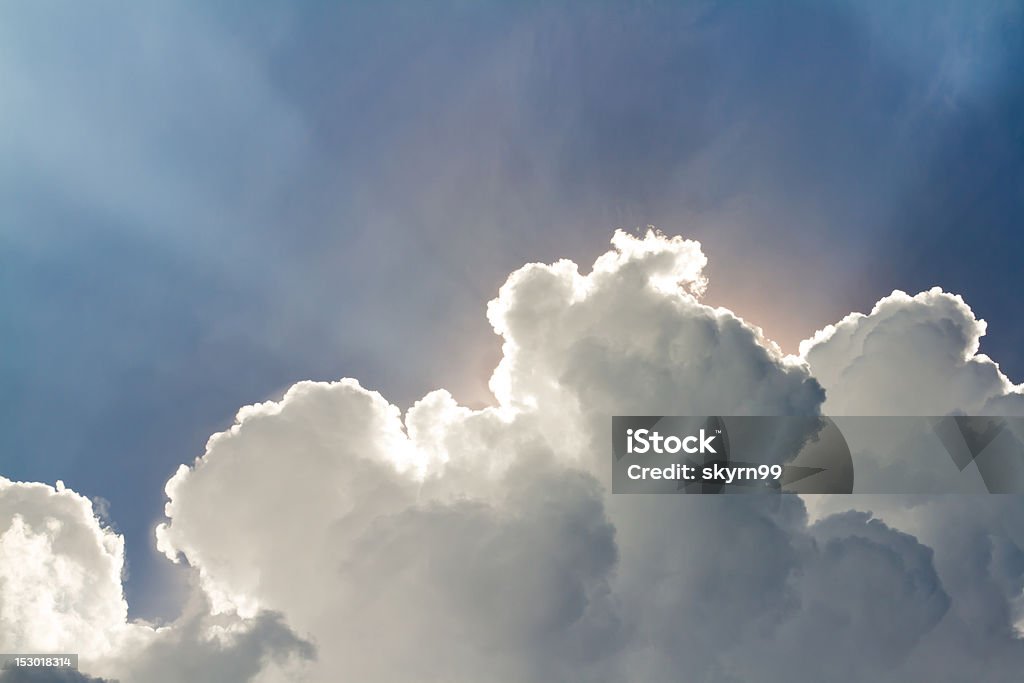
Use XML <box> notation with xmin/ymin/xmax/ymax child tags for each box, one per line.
<box><xmin>2</xmin><ymin>0</ymin><xmax>1023</xmax><ymax>620</ymax></box>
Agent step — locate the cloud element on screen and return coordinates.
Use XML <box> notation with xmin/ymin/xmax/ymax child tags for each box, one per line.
<box><xmin>0</xmin><ymin>478</ymin><xmax>311</xmax><ymax>682</ymax></box>
<box><xmin>800</xmin><ymin>287</ymin><xmax>1022</xmax><ymax>415</ymax></box>
<box><xmin>0</xmin><ymin>668</ymin><xmax>111</xmax><ymax>683</ymax></box>
<box><xmin>6</xmin><ymin>229</ymin><xmax>1024</xmax><ymax>681</ymax></box>
<box><xmin>0</xmin><ymin>479</ymin><xmax>133</xmax><ymax>658</ymax></box>
<box><xmin>107</xmin><ymin>607</ymin><xmax>313</xmax><ymax>683</ymax></box>
<box><xmin>795</xmin><ymin>288</ymin><xmax>1024</xmax><ymax>493</ymax></box>
<box><xmin>797</xmin><ymin>282</ymin><xmax>1024</xmax><ymax>677</ymax></box>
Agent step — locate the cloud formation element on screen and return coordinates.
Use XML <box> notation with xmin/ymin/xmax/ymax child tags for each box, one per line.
<box><xmin>0</xmin><ymin>479</ymin><xmax>135</xmax><ymax>659</ymax></box>
<box><xmin>801</xmin><ymin>287</ymin><xmax>1022</xmax><ymax>416</ymax></box>
<box><xmin>4</xmin><ymin>230</ymin><xmax>1024</xmax><ymax>681</ymax></box>
<box><xmin>0</xmin><ymin>667</ymin><xmax>109</xmax><ymax>683</ymax></box>
<box><xmin>0</xmin><ymin>478</ymin><xmax>311</xmax><ymax>682</ymax></box>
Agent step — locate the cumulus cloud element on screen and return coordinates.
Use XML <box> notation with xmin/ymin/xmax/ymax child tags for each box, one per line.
<box><xmin>797</xmin><ymin>284</ymin><xmax>1024</xmax><ymax>675</ymax></box>
<box><xmin>793</xmin><ymin>287</ymin><xmax>1024</xmax><ymax>494</ymax></box>
<box><xmin>0</xmin><ymin>478</ymin><xmax>140</xmax><ymax>661</ymax></box>
<box><xmin>0</xmin><ymin>478</ymin><xmax>311</xmax><ymax>682</ymax></box>
<box><xmin>5</xmin><ymin>229</ymin><xmax>1024</xmax><ymax>681</ymax></box>
<box><xmin>0</xmin><ymin>668</ymin><xmax>110</xmax><ymax>683</ymax></box>
<box><xmin>801</xmin><ymin>287</ymin><xmax>1023</xmax><ymax>416</ymax></box>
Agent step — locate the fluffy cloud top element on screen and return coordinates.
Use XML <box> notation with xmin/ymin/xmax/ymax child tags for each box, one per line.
<box><xmin>0</xmin><ymin>478</ymin><xmax>312</xmax><ymax>683</ymax></box>
<box><xmin>0</xmin><ymin>479</ymin><xmax>131</xmax><ymax>658</ymax></box>
<box><xmin>5</xmin><ymin>229</ymin><xmax>1024</xmax><ymax>682</ymax></box>
<box><xmin>802</xmin><ymin>287</ymin><xmax>1021</xmax><ymax>415</ymax></box>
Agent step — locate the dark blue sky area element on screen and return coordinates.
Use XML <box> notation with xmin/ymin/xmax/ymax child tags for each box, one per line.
<box><xmin>2</xmin><ymin>1</ymin><xmax>1022</xmax><ymax>619</ymax></box>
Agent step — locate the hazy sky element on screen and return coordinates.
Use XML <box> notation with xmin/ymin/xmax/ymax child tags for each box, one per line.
<box><xmin>2</xmin><ymin>0</ymin><xmax>1023</xmax><ymax>621</ymax></box>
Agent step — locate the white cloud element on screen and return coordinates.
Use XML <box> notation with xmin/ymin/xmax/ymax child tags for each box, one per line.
<box><xmin>6</xmin><ymin>229</ymin><xmax>1024</xmax><ymax>681</ymax></box>
<box><xmin>798</xmin><ymin>283</ymin><xmax>1024</xmax><ymax>677</ymax></box>
<box><xmin>0</xmin><ymin>478</ymin><xmax>311</xmax><ymax>682</ymax></box>
<box><xmin>796</xmin><ymin>287</ymin><xmax>1024</xmax><ymax>494</ymax></box>
<box><xmin>800</xmin><ymin>287</ymin><xmax>1022</xmax><ymax>415</ymax></box>
<box><xmin>0</xmin><ymin>479</ymin><xmax>133</xmax><ymax>659</ymax></box>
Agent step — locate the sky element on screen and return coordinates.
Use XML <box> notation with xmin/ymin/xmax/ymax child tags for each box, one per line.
<box><xmin>2</xmin><ymin>1</ymin><xmax>1024</xmax><ymax>676</ymax></box>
